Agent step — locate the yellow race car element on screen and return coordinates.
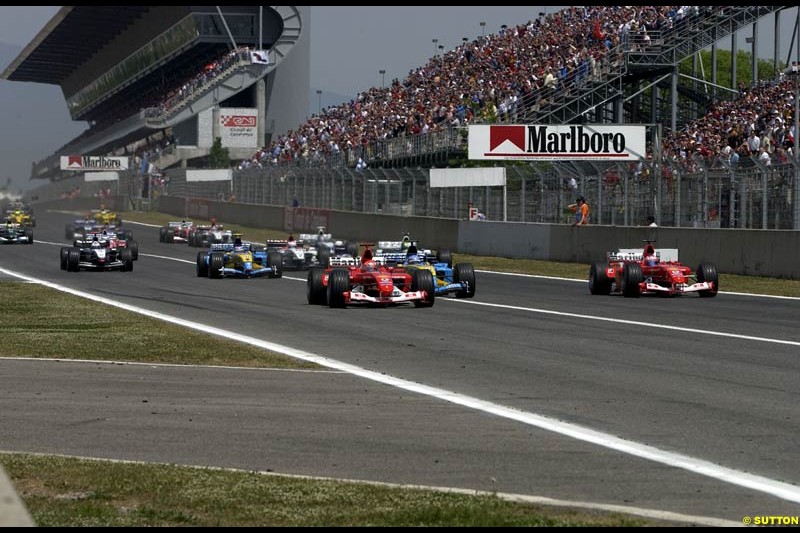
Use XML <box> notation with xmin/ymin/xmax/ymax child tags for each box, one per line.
<box><xmin>92</xmin><ymin>207</ymin><xmax>122</xmax><ymax>226</ymax></box>
<box><xmin>6</xmin><ymin>209</ymin><xmax>35</xmax><ymax>227</ymax></box>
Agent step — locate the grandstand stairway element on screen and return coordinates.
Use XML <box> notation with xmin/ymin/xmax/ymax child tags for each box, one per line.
<box><xmin>522</xmin><ymin>6</ymin><xmax>787</xmax><ymax>128</ymax></box>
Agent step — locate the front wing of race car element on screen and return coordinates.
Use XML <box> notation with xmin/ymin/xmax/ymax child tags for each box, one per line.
<box><xmin>640</xmin><ymin>280</ymin><xmax>714</xmax><ymax>295</ymax></box>
<box><xmin>344</xmin><ymin>287</ymin><xmax>428</xmax><ymax>305</ymax></box>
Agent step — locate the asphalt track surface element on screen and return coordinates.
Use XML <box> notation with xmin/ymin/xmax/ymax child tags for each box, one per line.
<box><xmin>1</xmin><ymin>209</ymin><xmax>799</xmax><ymax>524</ymax></box>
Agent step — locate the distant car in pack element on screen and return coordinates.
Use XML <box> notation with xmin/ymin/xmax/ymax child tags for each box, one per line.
<box><xmin>91</xmin><ymin>207</ymin><xmax>122</xmax><ymax>226</ymax></box>
<box><xmin>5</xmin><ymin>208</ymin><xmax>35</xmax><ymax>227</ymax></box>
<box><xmin>77</xmin><ymin>230</ymin><xmax>139</xmax><ymax>260</ymax></box>
<box><xmin>60</xmin><ymin>235</ymin><xmax>134</xmax><ymax>272</ymax></box>
<box><xmin>589</xmin><ymin>240</ymin><xmax>718</xmax><ymax>298</ymax></box>
<box><xmin>159</xmin><ymin>220</ymin><xmax>195</xmax><ymax>243</ymax></box>
<box><xmin>0</xmin><ymin>222</ymin><xmax>33</xmax><ymax>244</ymax></box>
<box><xmin>264</xmin><ymin>237</ymin><xmax>317</xmax><ymax>270</ymax></box>
<box><xmin>298</xmin><ymin>227</ymin><xmax>359</xmax><ymax>267</ymax></box>
<box><xmin>187</xmin><ymin>224</ymin><xmax>234</xmax><ymax>247</ymax></box>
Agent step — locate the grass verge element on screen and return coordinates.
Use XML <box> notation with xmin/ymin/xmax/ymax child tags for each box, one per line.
<box><xmin>0</xmin><ymin>281</ymin><xmax>317</xmax><ymax>369</ymax></box>
<box><xmin>0</xmin><ymin>453</ymin><xmax>658</xmax><ymax>526</ymax></box>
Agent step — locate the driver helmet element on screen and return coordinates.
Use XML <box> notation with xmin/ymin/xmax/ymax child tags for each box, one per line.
<box><xmin>405</xmin><ymin>254</ymin><xmax>420</xmax><ymax>265</ymax></box>
<box><xmin>363</xmin><ymin>260</ymin><xmax>376</xmax><ymax>272</ymax></box>
<box><xmin>644</xmin><ymin>254</ymin><xmax>657</xmax><ymax>266</ymax></box>
<box><xmin>91</xmin><ymin>237</ymin><xmax>101</xmax><ymax>248</ymax></box>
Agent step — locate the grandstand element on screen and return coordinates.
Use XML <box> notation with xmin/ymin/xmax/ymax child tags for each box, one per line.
<box><xmin>6</xmin><ymin>6</ymin><xmax>799</xmax><ymax>230</ymax></box>
<box><xmin>1</xmin><ymin>6</ymin><xmax>308</xmax><ymax>182</ymax></box>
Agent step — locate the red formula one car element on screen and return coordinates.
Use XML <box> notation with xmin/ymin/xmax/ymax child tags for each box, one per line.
<box><xmin>589</xmin><ymin>241</ymin><xmax>718</xmax><ymax>298</ymax></box>
<box><xmin>306</xmin><ymin>246</ymin><xmax>435</xmax><ymax>308</ymax></box>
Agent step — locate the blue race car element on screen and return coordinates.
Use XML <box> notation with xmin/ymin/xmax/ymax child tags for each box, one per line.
<box><xmin>196</xmin><ymin>237</ymin><xmax>282</xmax><ymax>279</ymax></box>
<box><xmin>375</xmin><ymin>236</ymin><xmax>475</xmax><ymax>298</ymax></box>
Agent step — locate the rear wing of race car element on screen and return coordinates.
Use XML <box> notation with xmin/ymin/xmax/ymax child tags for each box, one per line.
<box><xmin>609</xmin><ymin>248</ymin><xmax>680</xmax><ymax>262</ymax></box>
<box><xmin>376</xmin><ymin>241</ymin><xmax>403</xmax><ymax>252</ymax></box>
<box><xmin>329</xmin><ymin>256</ymin><xmax>359</xmax><ymax>267</ymax></box>
<box><xmin>299</xmin><ymin>233</ymin><xmax>332</xmax><ymax>242</ymax></box>
<box><xmin>266</xmin><ymin>239</ymin><xmax>289</xmax><ymax>248</ymax></box>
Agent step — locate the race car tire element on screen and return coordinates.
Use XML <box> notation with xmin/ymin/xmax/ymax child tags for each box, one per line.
<box><xmin>159</xmin><ymin>227</ymin><xmax>166</xmax><ymax>242</ymax></box>
<box><xmin>412</xmin><ymin>269</ymin><xmax>435</xmax><ymax>307</ymax></box>
<box><xmin>589</xmin><ymin>261</ymin><xmax>613</xmax><ymax>295</ymax></box>
<box><xmin>60</xmin><ymin>247</ymin><xmax>69</xmax><ymax>270</ymax></box>
<box><xmin>436</xmin><ymin>250</ymin><xmax>453</xmax><ymax>268</ymax></box>
<box><xmin>621</xmin><ymin>262</ymin><xmax>642</xmax><ymax>298</ymax></box>
<box><xmin>454</xmin><ymin>263</ymin><xmax>476</xmax><ymax>298</ymax></box>
<box><xmin>327</xmin><ymin>268</ymin><xmax>350</xmax><ymax>308</ymax></box>
<box><xmin>209</xmin><ymin>253</ymin><xmax>225</xmax><ymax>279</ymax></box>
<box><xmin>25</xmin><ymin>229</ymin><xmax>33</xmax><ymax>244</ymax></box>
<box><xmin>318</xmin><ymin>248</ymin><xmax>331</xmax><ymax>268</ymax></box>
<box><xmin>129</xmin><ymin>240</ymin><xmax>139</xmax><ymax>260</ymax></box>
<box><xmin>696</xmin><ymin>262</ymin><xmax>718</xmax><ymax>298</ymax></box>
<box><xmin>120</xmin><ymin>249</ymin><xmax>134</xmax><ymax>272</ymax></box>
<box><xmin>307</xmin><ymin>267</ymin><xmax>327</xmax><ymax>305</ymax></box>
<box><xmin>346</xmin><ymin>241</ymin><xmax>359</xmax><ymax>257</ymax></box>
<box><xmin>166</xmin><ymin>229</ymin><xmax>175</xmax><ymax>244</ymax></box>
<box><xmin>67</xmin><ymin>248</ymin><xmax>81</xmax><ymax>272</ymax></box>
<box><xmin>196</xmin><ymin>252</ymin><xmax>208</xmax><ymax>277</ymax></box>
<box><xmin>267</xmin><ymin>251</ymin><xmax>283</xmax><ymax>278</ymax></box>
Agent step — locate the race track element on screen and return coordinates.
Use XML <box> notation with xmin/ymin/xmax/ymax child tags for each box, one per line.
<box><xmin>1</xmin><ymin>209</ymin><xmax>798</xmax><ymax>523</ymax></box>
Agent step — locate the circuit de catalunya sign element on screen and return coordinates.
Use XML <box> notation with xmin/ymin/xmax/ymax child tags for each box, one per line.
<box><xmin>468</xmin><ymin>124</ymin><xmax>646</xmax><ymax>161</ymax></box>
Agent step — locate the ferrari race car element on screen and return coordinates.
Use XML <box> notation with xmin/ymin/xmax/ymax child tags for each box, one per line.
<box><xmin>589</xmin><ymin>241</ymin><xmax>718</xmax><ymax>297</ymax></box>
<box><xmin>196</xmin><ymin>237</ymin><xmax>282</xmax><ymax>279</ymax></box>
<box><xmin>374</xmin><ymin>236</ymin><xmax>475</xmax><ymax>298</ymax></box>
<box><xmin>306</xmin><ymin>246</ymin><xmax>435</xmax><ymax>308</ymax></box>
<box><xmin>0</xmin><ymin>222</ymin><xmax>33</xmax><ymax>244</ymax></box>
<box><xmin>159</xmin><ymin>220</ymin><xmax>195</xmax><ymax>243</ymax></box>
<box><xmin>60</xmin><ymin>237</ymin><xmax>134</xmax><ymax>272</ymax></box>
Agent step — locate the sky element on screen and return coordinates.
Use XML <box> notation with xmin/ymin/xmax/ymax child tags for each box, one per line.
<box><xmin>0</xmin><ymin>6</ymin><xmax>799</xmax><ymax>192</ymax></box>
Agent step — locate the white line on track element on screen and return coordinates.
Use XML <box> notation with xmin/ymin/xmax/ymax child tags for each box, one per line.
<box><xmin>2</xmin><ymin>265</ymin><xmax>800</xmax><ymax>506</ymax></box>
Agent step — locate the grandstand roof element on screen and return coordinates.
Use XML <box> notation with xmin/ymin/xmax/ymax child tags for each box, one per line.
<box><xmin>1</xmin><ymin>6</ymin><xmax>150</xmax><ymax>84</ymax></box>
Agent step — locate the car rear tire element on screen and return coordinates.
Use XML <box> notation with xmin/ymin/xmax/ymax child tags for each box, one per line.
<box><xmin>436</xmin><ymin>249</ymin><xmax>452</xmax><ymax>268</ymax></box>
<box><xmin>318</xmin><ymin>248</ymin><xmax>331</xmax><ymax>268</ymax></box>
<box><xmin>266</xmin><ymin>251</ymin><xmax>282</xmax><ymax>278</ymax></box>
<box><xmin>129</xmin><ymin>240</ymin><xmax>139</xmax><ymax>260</ymax></box>
<box><xmin>454</xmin><ymin>263</ymin><xmax>476</xmax><ymax>298</ymax></box>
<box><xmin>120</xmin><ymin>249</ymin><xmax>134</xmax><ymax>271</ymax></box>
